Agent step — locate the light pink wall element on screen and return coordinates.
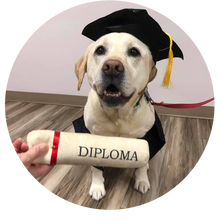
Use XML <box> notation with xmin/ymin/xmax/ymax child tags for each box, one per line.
<box><xmin>7</xmin><ymin>1</ymin><xmax>214</xmax><ymax>106</ymax></box>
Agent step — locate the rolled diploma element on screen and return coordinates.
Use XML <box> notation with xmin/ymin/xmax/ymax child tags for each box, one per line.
<box><xmin>27</xmin><ymin>130</ymin><xmax>149</xmax><ymax>168</ymax></box>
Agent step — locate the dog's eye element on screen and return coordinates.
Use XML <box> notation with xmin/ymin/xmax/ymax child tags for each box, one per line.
<box><xmin>128</xmin><ymin>47</ymin><xmax>141</xmax><ymax>57</ymax></box>
<box><xmin>95</xmin><ymin>46</ymin><xmax>106</xmax><ymax>55</ymax></box>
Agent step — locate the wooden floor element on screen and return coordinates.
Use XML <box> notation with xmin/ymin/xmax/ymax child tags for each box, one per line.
<box><xmin>5</xmin><ymin>101</ymin><xmax>213</xmax><ymax>209</ymax></box>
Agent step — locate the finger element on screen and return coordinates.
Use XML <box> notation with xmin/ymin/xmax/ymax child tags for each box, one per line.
<box><xmin>13</xmin><ymin>138</ymin><xmax>22</xmax><ymax>147</ymax></box>
<box><xmin>19</xmin><ymin>143</ymin><xmax>49</xmax><ymax>166</ymax></box>
<box><xmin>13</xmin><ymin>138</ymin><xmax>23</xmax><ymax>153</ymax></box>
<box><xmin>21</xmin><ymin>142</ymin><xmax>29</xmax><ymax>152</ymax></box>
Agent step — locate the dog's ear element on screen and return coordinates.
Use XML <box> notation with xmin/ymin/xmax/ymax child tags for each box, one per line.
<box><xmin>138</xmin><ymin>62</ymin><xmax>157</xmax><ymax>96</ymax></box>
<box><xmin>148</xmin><ymin>65</ymin><xmax>157</xmax><ymax>83</ymax></box>
<box><xmin>75</xmin><ymin>43</ymin><xmax>93</xmax><ymax>90</ymax></box>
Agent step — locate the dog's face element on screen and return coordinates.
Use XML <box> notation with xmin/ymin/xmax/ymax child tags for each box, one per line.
<box><xmin>75</xmin><ymin>33</ymin><xmax>157</xmax><ymax>107</ymax></box>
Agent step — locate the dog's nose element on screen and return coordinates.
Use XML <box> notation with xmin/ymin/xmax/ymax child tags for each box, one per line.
<box><xmin>102</xmin><ymin>59</ymin><xmax>124</xmax><ymax>76</ymax></box>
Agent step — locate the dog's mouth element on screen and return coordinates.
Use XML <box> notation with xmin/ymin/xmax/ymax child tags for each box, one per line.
<box><xmin>104</xmin><ymin>84</ymin><xmax>121</xmax><ymax>98</ymax></box>
<box><xmin>98</xmin><ymin>83</ymin><xmax>134</xmax><ymax>107</ymax></box>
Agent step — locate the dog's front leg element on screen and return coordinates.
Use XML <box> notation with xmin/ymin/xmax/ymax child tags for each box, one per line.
<box><xmin>89</xmin><ymin>166</ymin><xmax>106</xmax><ymax>201</ymax></box>
<box><xmin>134</xmin><ymin>163</ymin><xmax>150</xmax><ymax>194</ymax></box>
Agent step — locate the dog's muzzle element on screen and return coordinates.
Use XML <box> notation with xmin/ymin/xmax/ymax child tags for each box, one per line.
<box><xmin>102</xmin><ymin>59</ymin><xmax>124</xmax><ymax>98</ymax></box>
<box><xmin>97</xmin><ymin>59</ymin><xmax>134</xmax><ymax>107</ymax></box>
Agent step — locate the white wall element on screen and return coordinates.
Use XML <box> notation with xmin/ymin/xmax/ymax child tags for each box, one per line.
<box><xmin>7</xmin><ymin>1</ymin><xmax>214</xmax><ymax>106</ymax></box>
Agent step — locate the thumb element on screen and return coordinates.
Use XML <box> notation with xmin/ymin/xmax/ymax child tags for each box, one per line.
<box><xmin>20</xmin><ymin>143</ymin><xmax>49</xmax><ymax>166</ymax></box>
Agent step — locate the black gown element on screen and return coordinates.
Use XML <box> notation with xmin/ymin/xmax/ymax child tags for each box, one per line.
<box><xmin>72</xmin><ymin>110</ymin><xmax>165</xmax><ymax>170</ymax></box>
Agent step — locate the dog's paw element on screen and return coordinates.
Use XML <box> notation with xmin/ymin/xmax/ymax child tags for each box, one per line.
<box><xmin>89</xmin><ymin>184</ymin><xmax>106</xmax><ymax>201</ymax></box>
<box><xmin>134</xmin><ymin>165</ymin><xmax>150</xmax><ymax>194</ymax></box>
<box><xmin>134</xmin><ymin>179</ymin><xmax>150</xmax><ymax>194</ymax></box>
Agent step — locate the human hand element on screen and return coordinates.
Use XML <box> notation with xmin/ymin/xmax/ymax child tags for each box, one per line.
<box><xmin>13</xmin><ymin>138</ymin><xmax>53</xmax><ymax>178</ymax></box>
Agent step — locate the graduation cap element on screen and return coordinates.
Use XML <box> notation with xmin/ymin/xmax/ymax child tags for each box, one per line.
<box><xmin>82</xmin><ymin>8</ymin><xmax>184</xmax><ymax>88</ymax></box>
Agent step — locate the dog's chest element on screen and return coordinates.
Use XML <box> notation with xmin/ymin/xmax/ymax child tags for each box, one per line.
<box><xmin>85</xmin><ymin>102</ymin><xmax>155</xmax><ymax>139</ymax></box>
<box><xmin>92</xmin><ymin>118</ymin><xmax>146</xmax><ymax>138</ymax></box>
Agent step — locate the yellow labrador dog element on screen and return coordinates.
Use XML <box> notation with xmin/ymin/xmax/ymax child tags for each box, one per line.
<box><xmin>75</xmin><ymin>32</ymin><xmax>157</xmax><ymax>201</ymax></box>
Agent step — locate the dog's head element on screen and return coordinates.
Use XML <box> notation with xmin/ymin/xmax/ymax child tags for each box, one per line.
<box><xmin>75</xmin><ymin>33</ymin><xmax>157</xmax><ymax>107</ymax></box>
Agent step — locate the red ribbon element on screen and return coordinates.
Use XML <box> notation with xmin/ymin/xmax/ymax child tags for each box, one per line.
<box><xmin>50</xmin><ymin>131</ymin><xmax>60</xmax><ymax>165</ymax></box>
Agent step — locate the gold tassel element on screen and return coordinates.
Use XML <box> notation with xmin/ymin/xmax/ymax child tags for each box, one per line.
<box><xmin>162</xmin><ymin>32</ymin><xmax>173</xmax><ymax>88</ymax></box>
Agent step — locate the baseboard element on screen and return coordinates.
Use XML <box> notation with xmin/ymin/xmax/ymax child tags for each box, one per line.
<box><xmin>5</xmin><ymin>90</ymin><xmax>87</xmax><ymax>107</ymax></box>
<box><xmin>5</xmin><ymin>91</ymin><xmax>214</xmax><ymax>119</ymax></box>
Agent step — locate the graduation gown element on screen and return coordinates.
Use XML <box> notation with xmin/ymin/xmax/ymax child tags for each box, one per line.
<box><xmin>72</xmin><ymin>110</ymin><xmax>165</xmax><ymax>170</ymax></box>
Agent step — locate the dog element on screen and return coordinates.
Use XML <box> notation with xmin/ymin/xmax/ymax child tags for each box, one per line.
<box><xmin>75</xmin><ymin>32</ymin><xmax>158</xmax><ymax>201</ymax></box>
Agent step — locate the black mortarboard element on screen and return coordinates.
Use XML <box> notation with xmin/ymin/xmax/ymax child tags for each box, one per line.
<box><xmin>82</xmin><ymin>8</ymin><xmax>183</xmax><ymax>63</ymax></box>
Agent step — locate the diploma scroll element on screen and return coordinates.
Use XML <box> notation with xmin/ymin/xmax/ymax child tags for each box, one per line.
<box><xmin>27</xmin><ymin>130</ymin><xmax>149</xmax><ymax>168</ymax></box>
